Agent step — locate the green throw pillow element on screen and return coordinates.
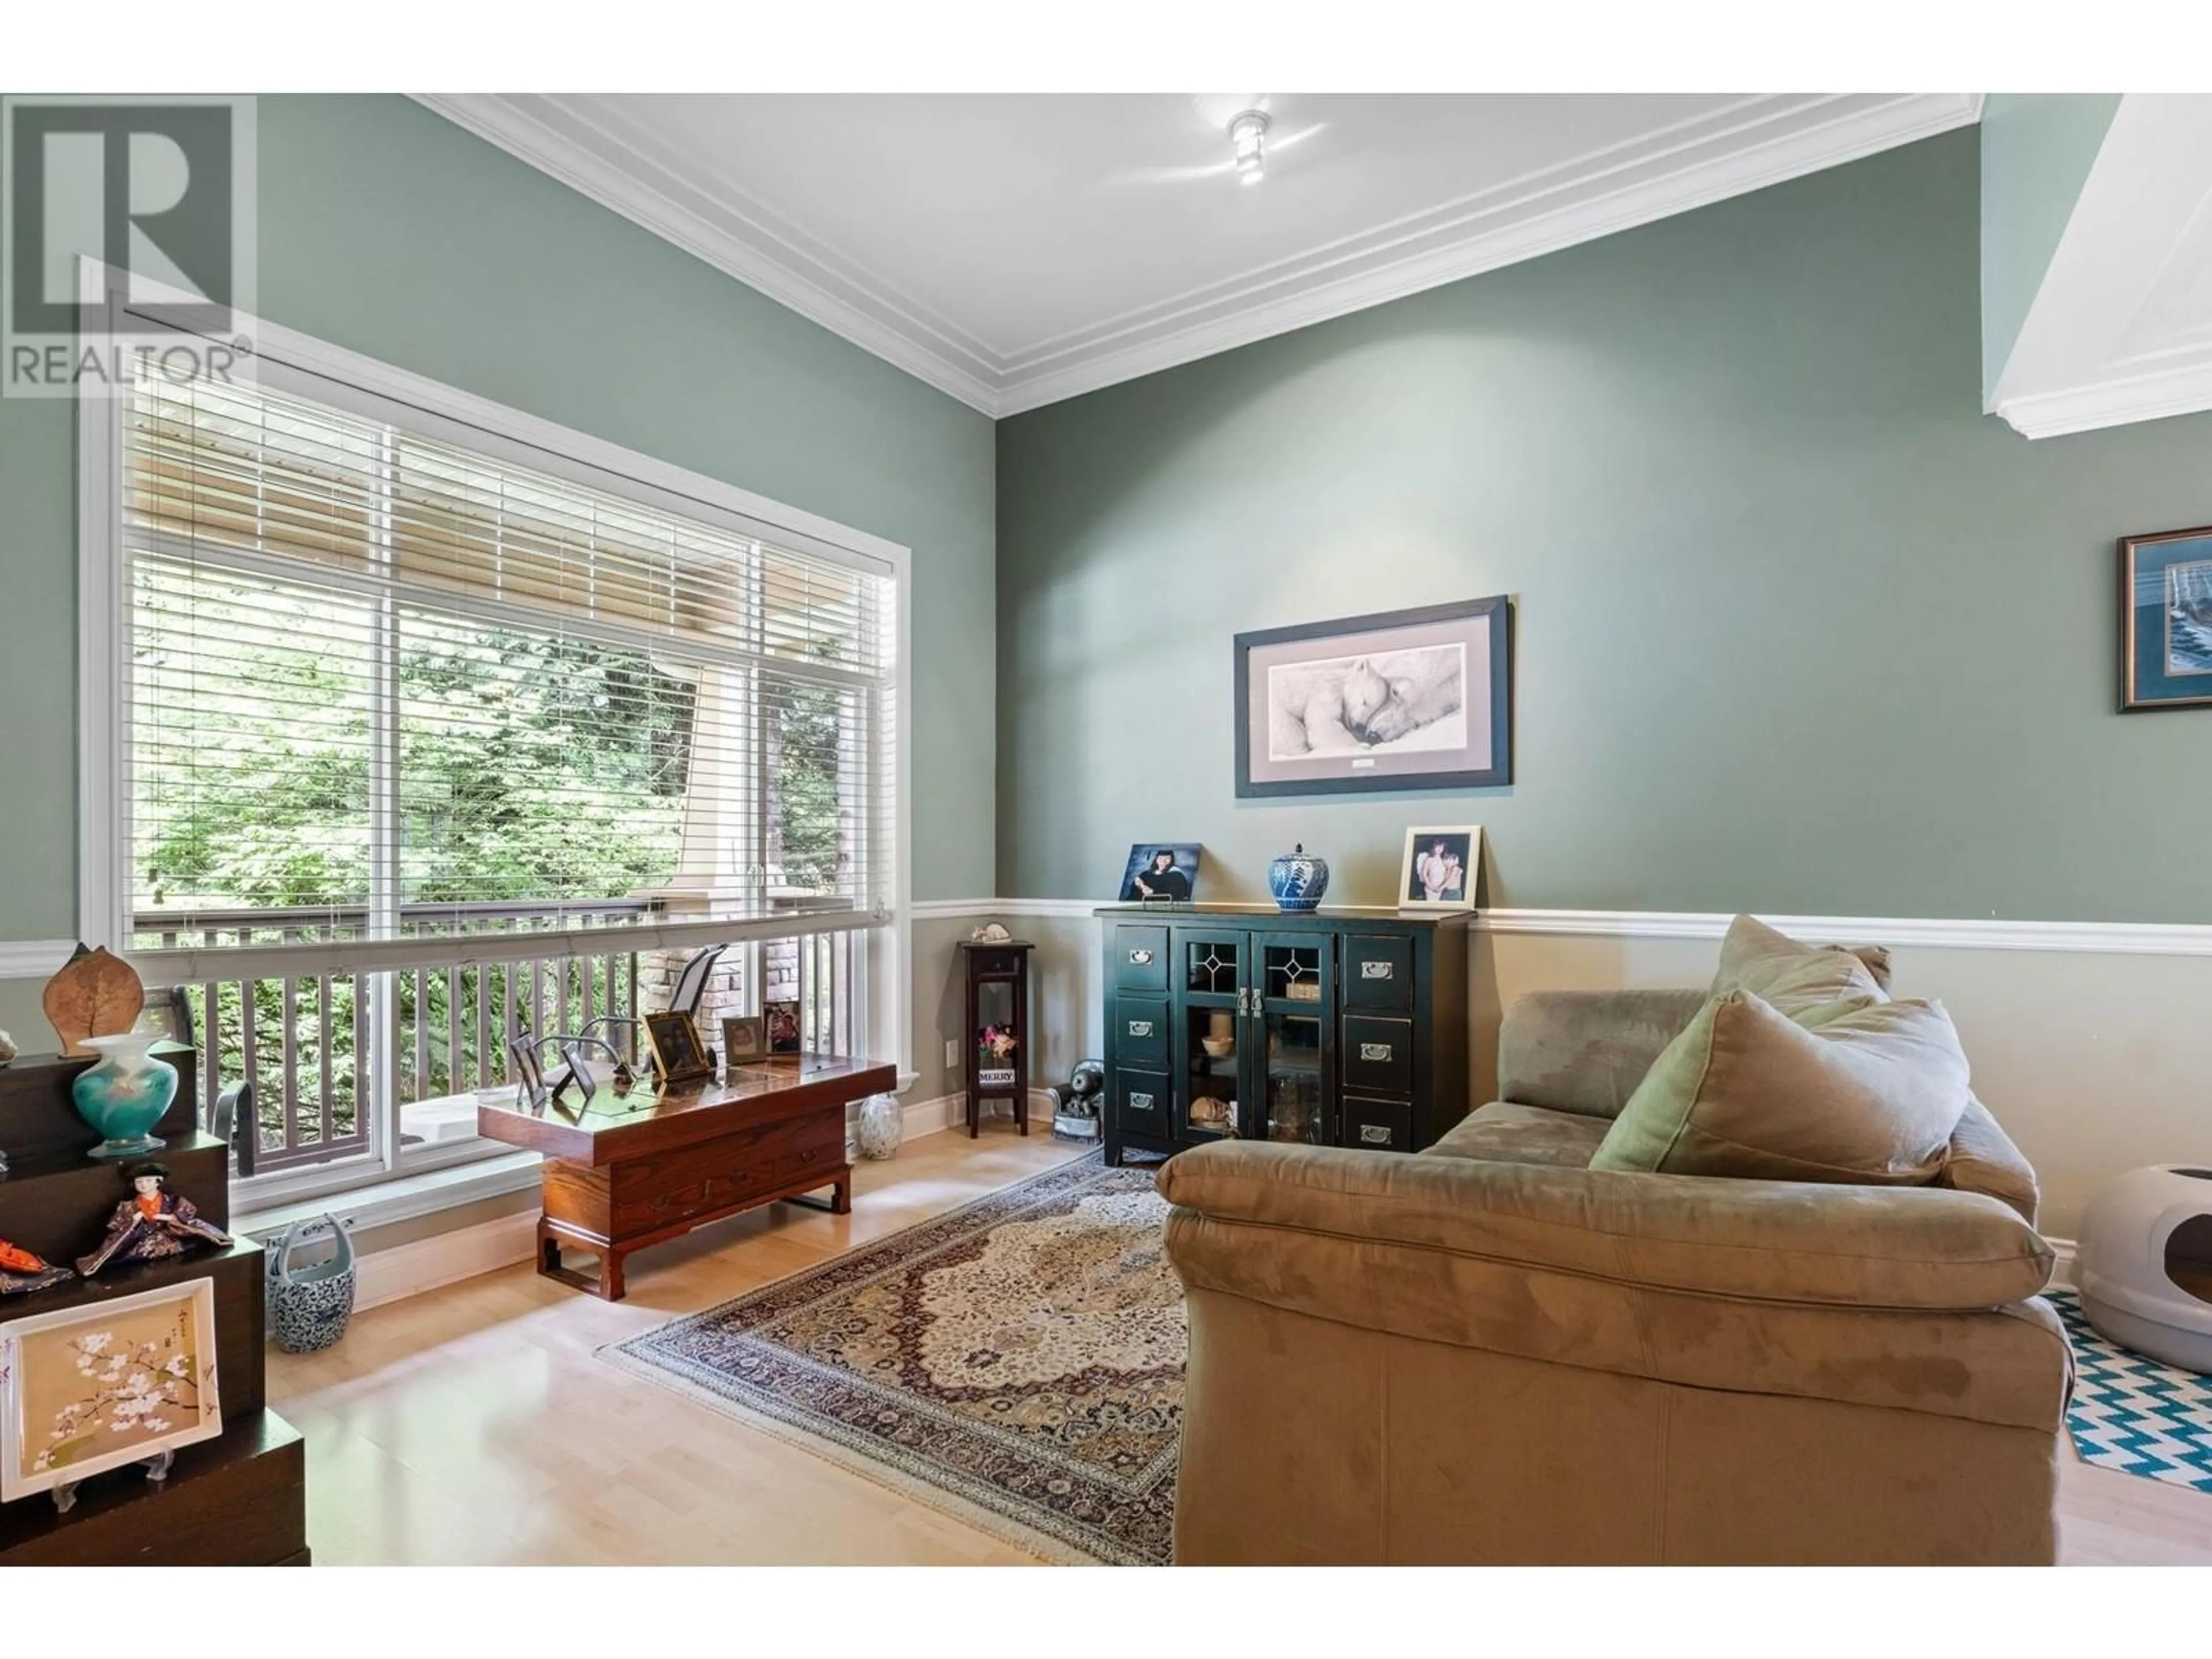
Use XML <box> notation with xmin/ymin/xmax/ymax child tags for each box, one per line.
<box><xmin>1589</xmin><ymin>990</ymin><xmax>1972</xmax><ymax>1185</ymax></box>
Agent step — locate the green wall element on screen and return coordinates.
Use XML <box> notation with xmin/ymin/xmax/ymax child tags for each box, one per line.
<box><xmin>996</xmin><ymin>130</ymin><xmax>2212</xmax><ymax>923</ymax></box>
<box><xmin>1980</xmin><ymin>93</ymin><xmax>2120</xmax><ymax>396</ymax></box>
<box><xmin>0</xmin><ymin>93</ymin><xmax>996</xmax><ymax>948</ymax></box>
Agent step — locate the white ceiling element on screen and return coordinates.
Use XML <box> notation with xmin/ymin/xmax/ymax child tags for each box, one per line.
<box><xmin>420</xmin><ymin>93</ymin><xmax>1980</xmax><ymax>416</ymax></box>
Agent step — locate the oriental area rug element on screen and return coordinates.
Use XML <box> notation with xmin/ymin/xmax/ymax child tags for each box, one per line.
<box><xmin>603</xmin><ymin>1151</ymin><xmax>1181</xmax><ymax>1565</ymax></box>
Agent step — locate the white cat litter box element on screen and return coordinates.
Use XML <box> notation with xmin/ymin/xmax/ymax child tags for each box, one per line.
<box><xmin>2074</xmin><ymin>1164</ymin><xmax>2212</xmax><ymax>1374</ymax></box>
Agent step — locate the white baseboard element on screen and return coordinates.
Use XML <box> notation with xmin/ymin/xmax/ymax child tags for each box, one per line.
<box><xmin>353</xmin><ymin>1210</ymin><xmax>540</xmax><ymax>1311</ymax></box>
<box><xmin>898</xmin><ymin>1088</ymin><xmax>1058</xmax><ymax>1138</ymax></box>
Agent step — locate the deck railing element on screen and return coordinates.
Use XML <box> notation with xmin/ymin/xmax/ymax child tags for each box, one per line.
<box><xmin>135</xmin><ymin>900</ymin><xmax>861</xmax><ymax>1179</ymax></box>
<box><xmin>142</xmin><ymin>901</ymin><xmax>649</xmax><ymax>1175</ymax></box>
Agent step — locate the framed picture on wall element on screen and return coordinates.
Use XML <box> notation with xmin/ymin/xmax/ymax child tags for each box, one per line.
<box><xmin>2122</xmin><ymin>526</ymin><xmax>2212</xmax><ymax>711</ymax></box>
<box><xmin>1234</xmin><ymin>597</ymin><xmax>1512</xmax><ymax>797</ymax></box>
<box><xmin>1397</xmin><ymin>826</ymin><xmax>1483</xmax><ymax>912</ymax></box>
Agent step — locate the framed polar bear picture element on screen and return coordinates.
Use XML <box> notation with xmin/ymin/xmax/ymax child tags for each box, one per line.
<box><xmin>1233</xmin><ymin>596</ymin><xmax>1513</xmax><ymax>797</ymax></box>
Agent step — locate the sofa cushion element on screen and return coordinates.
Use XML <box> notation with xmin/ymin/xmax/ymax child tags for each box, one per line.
<box><xmin>1426</xmin><ymin>1101</ymin><xmax>1609</xmax><ymax>1168</ymax></box>
<box><xmin>1589</xmin><ymin>991</ymin><xmax>1974</xmax><ymax>1185</ymax></box>
<box><xmin>1497</xmin><ymin>989</ymin><xmax>1710</xmax><ymax>1120</ymax></box>
<box><xmin>1938</xmin><ymin>1096</ymin><xmax>2040</xmax><ymax>1226</ymax></box>
<box><xmin>1713</xmin><ymin>914</ymin><xmax>1888</xmax><ymax>1010</ymax></box>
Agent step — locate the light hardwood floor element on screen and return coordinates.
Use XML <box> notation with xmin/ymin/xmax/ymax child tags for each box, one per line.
<box><xmin>270</xmin><ymin>1130</ymin><xmax>2212</xmax><ymax>1566</ymax></box>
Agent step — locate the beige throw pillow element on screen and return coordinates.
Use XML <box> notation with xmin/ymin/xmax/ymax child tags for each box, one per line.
<box><xmin>1712</xmin><ymin>914</ymin><xmax>1890</xmax><ymax>1010</ymax></box>
<box><xmin>1589</xmin><ymin>991</ymin><xmax>1973</xmax><ymax>1185</ymax></box>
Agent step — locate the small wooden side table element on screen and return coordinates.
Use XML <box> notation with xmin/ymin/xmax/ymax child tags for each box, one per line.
<box><xmin>958</xmin><ymin>938</ymin><xmax>1033</xmax><ymax>1137</ymax></box>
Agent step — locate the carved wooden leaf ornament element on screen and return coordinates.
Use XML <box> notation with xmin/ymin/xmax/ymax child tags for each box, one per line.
<box><xmin>42</xmin><ymin>943</ymin><xmax>146</xmax><ymax>1058</ymax></box>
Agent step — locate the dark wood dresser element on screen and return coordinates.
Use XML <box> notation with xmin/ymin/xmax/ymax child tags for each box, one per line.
<box><xmin>0</xmin><ymin>1052</ymin><xmax>308</xmax><ymax>1566</ymax></box>
<box><xmin>1095</xmin><ymin>904</ymin><xmax>1472</xmax><ymax>1164</ymax></box>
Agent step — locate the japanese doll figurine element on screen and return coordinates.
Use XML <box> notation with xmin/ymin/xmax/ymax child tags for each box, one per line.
<box><xmin>74</xmin><ymin>1161</ymin><xmax>231</xmax><ymax>1277</ymax></box>
<box><xmin>0</xmin><ymin>1237</ymin><xmax>73</xmax><ymax>1295</ymax></box>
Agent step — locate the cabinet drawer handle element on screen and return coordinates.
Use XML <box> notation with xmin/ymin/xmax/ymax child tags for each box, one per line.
<box><xmin>1358</xmin><ymin>1123</ymin><xmax>1394</xmax><ymax>1146</ymax></box>
<box><xmin>1359</xmin><ymin>1041</ymin><xmax>1393</xmax><ymax>1062</ymax></box>
<box><xmin>1127</xmin><ymin>1020</ymin><xmax>1154</xmax><ymax>1037</ymax></box>
<box><xmin>1361</xmin><ymin>961</ymin><xmax>1395</xmax><ymax>980</ymax></box>
<box><xmin>1130</xmin><ymin>1091</ymin><xmax>1154</xmax><ymax>1110</ymax></box>
<box><xmin>1129</xmin><ymin>949</ymin><xmax>1154</xmax><ymax>965</ymax></box>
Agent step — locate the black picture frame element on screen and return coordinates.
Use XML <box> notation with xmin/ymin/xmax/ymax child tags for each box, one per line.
<box><xmin>2120</xmin><ymin>525</ymin><xmax>2212</xmax><ymax>713</ymax></box>
<box><xmin>642</xmin><ymin>1009</ymin><xmax>713</xmax><ymax>1084</ymax></box>
<box><xmin>763</xmin><ymin>999</ymin><xmax>803</xmax><ymax>1060</ymax></box>
<box><xmin>1118</xmin><ymin>843</ymin><xmax>1202</xmax><ymax>904</ymax></box>
<box><xmin>1233</xmin><ymin>596</ymin><xmax>1513</xmax><ymax>797</ymax></box>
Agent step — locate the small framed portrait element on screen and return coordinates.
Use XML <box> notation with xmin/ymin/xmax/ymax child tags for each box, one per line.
<box><xmin>1119</xmin><ymin>844</ymin><xmax>1201</xmax><ymax>904</ymax></box>
<box><xmin>2122</xmin><ymin>527</ymin><xmax>2212</xmax><ymax>711</ymax></box>
<box><xmin>763</xmin><ymin>1000</ymin><xmax>804</xmax><ymax>1060</ymax></box>
<box><xmin>1398</xmin><ymin>827</ymin><xmax>1483</xmax><ymax>912</ymax></box>
<box><xmin>721</xmin><ymin>1014</ymin><xmax>766</xmax><ymax>1066</ymax></box>
<box><xmin>642</xmin><ymin>1010</ymin><xmax>713</xmax><ymax>1084</ymax></box>
<box><xmin>2</xmin><ymin>1277</ymin><xmax>223</xmax><ymax>1502</ymax></box>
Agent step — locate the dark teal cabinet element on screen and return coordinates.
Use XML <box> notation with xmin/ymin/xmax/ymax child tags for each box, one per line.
<box><xmin>1096</xmin><ymin>905</ymin><xmax>1471</xmax><ymax>1164</ymax></box>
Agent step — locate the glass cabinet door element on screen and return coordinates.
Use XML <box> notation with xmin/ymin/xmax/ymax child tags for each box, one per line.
<box><xmin>1255</xmin><ymin>934</ymin><xmax>1332</xmax><ymax>1145</ymax></box>
<box><xmin>1175</xmin><ymin>929</ymin><xmax>1245</xmax><ymax>1140</ymax></box>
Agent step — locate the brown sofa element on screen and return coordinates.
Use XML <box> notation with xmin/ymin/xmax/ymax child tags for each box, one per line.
<box><xmin>1160</xmin><ymin>988</ymin><xmax>2072</xmax><ymax>1565</ymax></box>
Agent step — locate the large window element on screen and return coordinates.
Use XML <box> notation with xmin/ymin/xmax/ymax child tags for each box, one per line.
<box><xmin>83</xmin><ymin>320</ymin><xmax>904</xmax><ymax>1199</ymax></box>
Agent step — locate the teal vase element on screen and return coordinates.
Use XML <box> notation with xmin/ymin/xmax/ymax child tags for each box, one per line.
<box><xmin>71</xmin><ymin>1033</ymin><xmax>179</xmax><ymax>1159</ymax></box>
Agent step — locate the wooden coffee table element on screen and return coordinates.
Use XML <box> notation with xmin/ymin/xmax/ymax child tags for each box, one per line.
<box><xmin>476</xmin><ymin>1055</ymin><xmax>897</xmax><ymax>1301</ymax></box>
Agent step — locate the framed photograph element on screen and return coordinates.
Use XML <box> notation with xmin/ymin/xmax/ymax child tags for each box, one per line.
<box><xmin>2</xmin><ymin>1277</ymin><xmax>223</xmax><ymax>1502</ymax></box>
<box><xmin>642</xmin><ymin>1009</ymin><xmax>713</xmax><ymax>1084</ymax></box>
<box><xmin>763</xmin><ymin>1000</ymin><xmax>803</xmax><ymax>1061</ymax></box>
<box><xmin>2122</xmin><ymin>527</ymin><xmax>2212</xmax><ymax>711</ymax></box>
<box><xmin>1234</xmin><ymin>596</ymin><xmax>1512</xmax><ymax>797</ymax></box>
<box><xmin>1119</xmin><ymin>844</ymin><xmax>1201</xmax><ymax>903</ymax></box>
<box><xmin>508</xmin><ymin>1032</ymin><xmax>548</xmax><ymax>1110</ymax></box>
<box><xmin>1398</xmin><ymin>826</ymin><xmax>1483</xmax><ymax>912</ymax></box>
<box><xmin>722</xmin><ymin>1015</ymin><xmax>766</xmax><ymax>1065</ymax></box>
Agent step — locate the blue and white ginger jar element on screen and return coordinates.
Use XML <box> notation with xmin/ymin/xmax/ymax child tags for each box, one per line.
<box><xmin>1267</xmin><ymin>844</ymin><xmax>1330</xmax><ymax>912</ymax></box>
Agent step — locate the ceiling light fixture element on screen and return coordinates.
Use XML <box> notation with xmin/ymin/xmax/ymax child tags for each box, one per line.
<box><xmin>1229</xmin><ymin>109</ymin><xmax>1269</xmax><ymax>185</ymax></box>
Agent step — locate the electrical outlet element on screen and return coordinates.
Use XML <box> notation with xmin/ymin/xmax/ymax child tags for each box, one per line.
<box><xmin>944</xmin><ymin>1038</ymin><xmax>959</xmax><ymax>1069</ymax></box>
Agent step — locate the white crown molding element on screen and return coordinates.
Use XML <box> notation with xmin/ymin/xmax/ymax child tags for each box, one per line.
<box><xmin>414</xmin><ymin>93</ymin><xmax>1978</xmax><ymax>418</ymax></box>
<box><xmin>414</xmin><ymin>93</ymin><xmax>1003</xmax><ymax>416</ymax></box>
<box><xmin>0</xmin><ymin>939</ymin><xmax>74</xmax><ymax>980</ymax></box>
<box><xmin>1991</xmin><ymin>358</ymin><xmax>2212</xmax><ymax>440</ymax></box>
<box><xmin>993</xmin><ymin>93</ymin><xmax>1981</xmax><ymax>415</ymax></box>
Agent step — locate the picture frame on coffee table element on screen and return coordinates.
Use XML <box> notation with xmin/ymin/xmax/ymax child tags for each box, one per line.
<box><xmin>721</xmin><ymin>1014</ymin><xmax>766</xmax><ymax>1066</ymax></box>
<box><xmin>1234</xmin><ymin>596</ymin><xmax>1513</xmax><ymax>797</ymax></box>
<box><xmin>642</xmin><ymin>1010</ymin><xmax>713</xmax><ymax>1085</ymax></box>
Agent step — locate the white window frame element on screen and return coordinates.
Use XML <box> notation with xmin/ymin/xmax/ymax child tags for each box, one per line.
<box><xmin>76</xmin><ymin>260</ymin><xmax>914</xmax><ymax>1208</ymax></box>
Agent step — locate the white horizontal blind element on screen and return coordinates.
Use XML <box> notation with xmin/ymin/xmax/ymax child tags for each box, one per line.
<box><xmin>122</xmin><ymin>369</ymin><xmax>897</xmax><ymax>979</ymax></box>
